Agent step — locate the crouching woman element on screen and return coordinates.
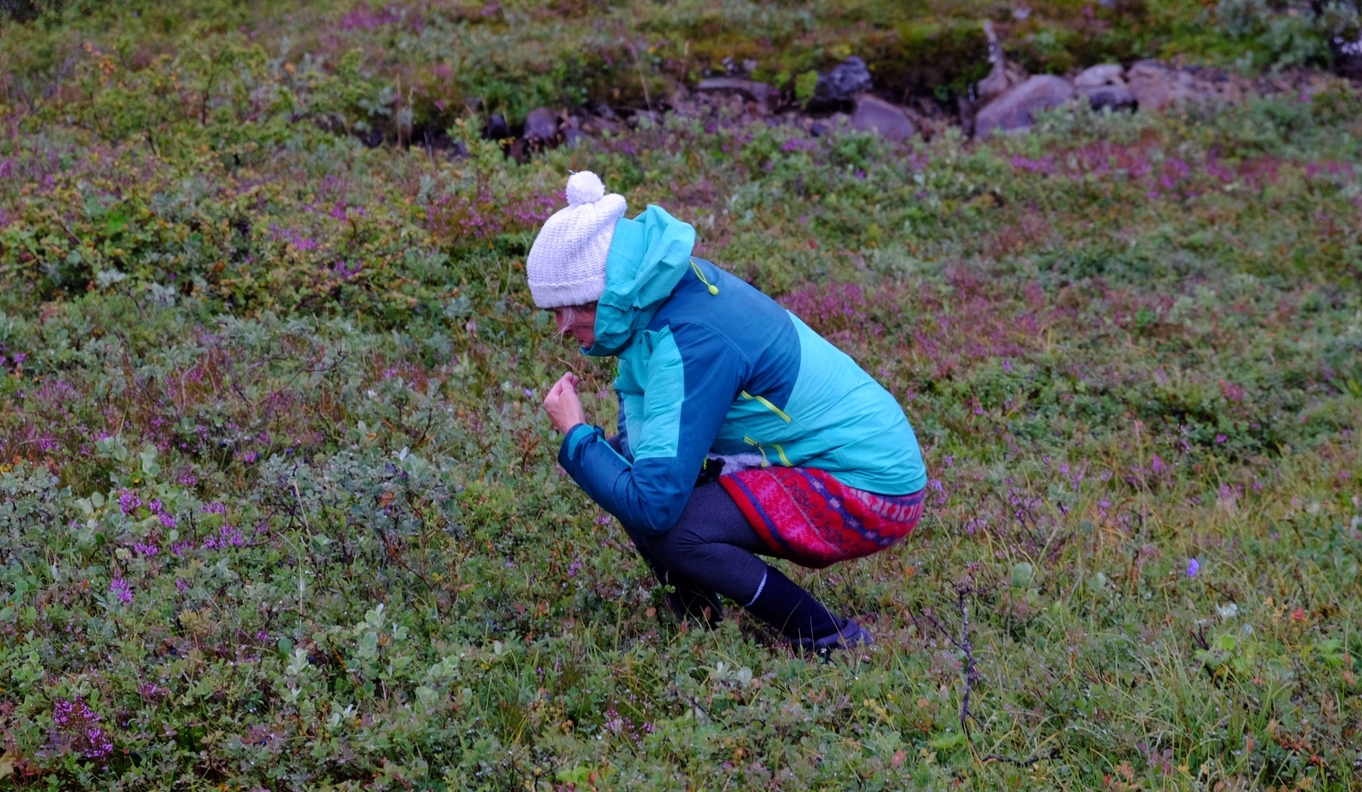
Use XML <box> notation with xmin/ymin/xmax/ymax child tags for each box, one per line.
<box><xmin>531</xmin><ymin>171</ymin><xmax>928</xmax><ymax>652</ymax></box>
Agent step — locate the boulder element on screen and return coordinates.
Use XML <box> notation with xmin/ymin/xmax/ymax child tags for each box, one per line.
<box><xmin>1079</xmin><ymin>84</ymin><xmax>1137</xmax><ymax>112</ymax></box>
<box><xmin>695</xmin><ymin>77</ymin><xmax>773</xmax><ymax>106</ymax></box>
<box><xmin>563</xmin><ymin>127</ymin><xmax>588</xmax><ymax>149</ymax></box>
<box><xmin>974</xmin><ymin>75</ymin><xmax>1076</xmax><ymax>136</ymax></box>
<box><xmin>850</xmin><ymin>95</ymin><xmax>917</xmax><ymax>140</ymax></box>
<box><xmin>523</xmin><ymin>107</ymin><xmax>560</xmax><ymax>143</ymax></box>
<box><xmin>1074</xmin><ymin>63</ymin><xmax>1125</xmax><ymax>88</ymax></box>
<box><xmin>976</xmin><ymin>21</ymin><xmax>1027</xmax><ymax>103</ymax></box>
<box><xmin>1124</xmin><ymin>60</ymin><xmax>1200</xmax><ymax>112</ymax></box>
<box><xmin>814</xmin><ymin>56</ymin><xmax>872</xmax><ymax>105</ymax></box>
<box><xmin>484</xmin><ymin>113</ymin><xmax>510</xmax><ymax>140</ymax></box>
<box><xmin>809</xmin><ymin>113</ymin><xmax>849</xmax><ymax>137</ymax></box>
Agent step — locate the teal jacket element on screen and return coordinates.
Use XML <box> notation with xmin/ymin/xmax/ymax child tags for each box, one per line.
<box><xmin>558</xmin><ymin>205</ymin><xmax>926</xmax><ymax>536</ymax></box>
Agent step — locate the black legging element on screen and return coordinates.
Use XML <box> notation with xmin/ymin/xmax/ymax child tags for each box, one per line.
<box><xmin>620</xmin><ymin>482</ymin><xmax>868</xmax><ymax>650</ymax></box>
<box><xmin>622</xmin><ymin>483</ymin><xmax>769</xmax><ymax>608</ymax></box>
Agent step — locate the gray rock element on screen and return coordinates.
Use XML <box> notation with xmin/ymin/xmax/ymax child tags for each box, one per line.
<box><xmin>1074</xmin><ymin>63</ymin><xmax>1124</xmax><ymax>88</ymax></box>
<box><xmin>814</xmin><ymin>56</ymin><xmax>872</xmax><ymax>105</ymax></box>
<box><xmin>1080</xmin><ymin>84</ymin><xmax>1137</xmax><ymax>112</ymax></box>
<box><xmin>1125</xmin><ymin>60</ymin><xmax>1199</xmax><ymax>111</ymax></box>
<box><xmin>695</xmin><ymin>77</ymin><xmax>773</xmax><ymax>105</ymax></box>
<box><xmin>484</xmin><ymin>113</ymin><xmax>510</xmax><ymax>140</ymax></box>
<box><xmin>563</xmin><ymin>127</ymin><xmax>587</xmax><ymax>149</ymax></box>
<box><xmin>977</xmin><ymin>21</ymin><xmax>1026</xmax><ymax>103</ymax></box>
<box><xmin>850</xmin><ymin>95</ymin><xmax>917</xmax><ymax>141</ymax></box>
<box><xmin>523</xmin><ymin>107</ymin><xmax>559</xmax><ymax>142</ymax></box>
<box><xmin>974</xmin><ymin>75</ymin><xmax>1076</xmax><ymax>136</ymax></box>
<box><xmin>810</xmin><ymin>113</ymin><xmax>850</xmax><ymax>137</ymax></box>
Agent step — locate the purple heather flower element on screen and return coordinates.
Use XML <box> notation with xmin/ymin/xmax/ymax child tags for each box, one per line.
<box><xmin>132</xmin><ymin>542</ymin><xmax>158</xmax><ymax>558</ymax></box>
<box><xmin>1187</xmin><ymin>558</ymin><xmax>1200</xmax><ymax>577</ymax></box>
<box><xmin>159</xmin><ymin>512</ymin><xmax>176</xmax><ymax>529</ymax></box>
<box><xmin>203</xmin><ymin>524</ymin><xmax>246</xmax><ymax>550</ymax></box>
<box><xmin>12</xmin><ymin>353</ymin><xmax>26</xmax><ymax>365</ymax></box>
<box><xmin>52</xmin><ymin>697</ymin><xmax>113</xmax><ymax>759</ymax></box>
<box><xmin>118</xmin><ymin>489</ymin><xmax>142</xmax><ymax>515</ymax></box>
<box><xmin>109</xmin><ymin>577</ymin><xmax>132</xmax><ymax>604</ymax></box>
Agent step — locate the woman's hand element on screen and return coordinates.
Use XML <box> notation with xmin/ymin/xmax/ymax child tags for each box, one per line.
<box><xmin>543</xmin><ymin>371</ymin><xmax>587</xmax><ymax>434</ymax></box>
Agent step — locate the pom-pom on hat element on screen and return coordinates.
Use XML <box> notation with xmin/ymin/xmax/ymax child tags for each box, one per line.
<box><xmin>526</xmin><ymin>171</ymin><xmax>628</xmax><ymax>309</ymax></box>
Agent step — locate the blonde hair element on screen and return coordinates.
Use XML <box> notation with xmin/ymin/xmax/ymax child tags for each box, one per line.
<box><xmin>551</xmin><ymin>303</ymin><xmax>596</xmax><ymax>338</ymax></box>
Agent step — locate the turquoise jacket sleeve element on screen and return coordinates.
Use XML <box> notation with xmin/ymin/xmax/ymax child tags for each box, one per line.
<box><xmin>558</xmin><ymin>321</ymin><xmax>743</xmax><ymax>535</ymax></box>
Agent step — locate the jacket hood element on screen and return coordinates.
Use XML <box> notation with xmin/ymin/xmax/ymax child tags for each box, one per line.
<box><xmin>586</xmin><ymin>205</ymin><xmax>696</xmax><ymax>357</ymax></box>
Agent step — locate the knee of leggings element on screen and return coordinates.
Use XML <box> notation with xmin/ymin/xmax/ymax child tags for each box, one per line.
<box><xmin>642</xmin><ymin>522</ymin><xmax>709</xmax><ymax>576</ymax></box>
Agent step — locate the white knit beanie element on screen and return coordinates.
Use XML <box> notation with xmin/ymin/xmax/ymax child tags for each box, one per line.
<box><xmin>525</xmin><ymin>171</ymin><xmax>628</xmax><ymax>309</ymax></box>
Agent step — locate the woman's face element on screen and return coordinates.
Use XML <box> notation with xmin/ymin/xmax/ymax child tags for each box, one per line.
<box><xmin>551</xmin><ymin>304</ymin><xmax>598</xmax><ymax>349</ymax></box>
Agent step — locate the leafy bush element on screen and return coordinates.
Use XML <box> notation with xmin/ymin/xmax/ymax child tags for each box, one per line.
<box><xmin>1214</xmin><ymin>0</ymin><xmax>1353</xmax><ymax>69</ymax></box>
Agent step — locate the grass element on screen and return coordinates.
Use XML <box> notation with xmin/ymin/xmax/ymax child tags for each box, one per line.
<box><xmin>1</xmin><ymin>0</ymin><xmax>1361</xmax><ymax>789</ymax></box>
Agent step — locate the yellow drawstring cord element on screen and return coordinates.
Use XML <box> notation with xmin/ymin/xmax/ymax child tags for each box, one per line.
<box><xmin>690</xmin><ymin>258</ymin><xmax>719</xmax><ymax>296</ymax></box>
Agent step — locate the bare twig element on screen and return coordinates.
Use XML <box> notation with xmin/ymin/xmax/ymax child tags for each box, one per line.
<box><xmin>924</xmin><ymin>581</ymin><xmax>1057</xmax><ymax>768</ymax></box>
<box><xmin>630</xmin><ymin>44</ymin><xmax>653</xmax><ymax>116</ymax></box>
<box><xmin>42</xmin><ymin>54</ymin><xmax>77</xmax><ymax>103</ymax></box>
<box><xmin>10</xmin><ymin>78</ymin><xmax>36</xmax><ymax>113</ymax></box>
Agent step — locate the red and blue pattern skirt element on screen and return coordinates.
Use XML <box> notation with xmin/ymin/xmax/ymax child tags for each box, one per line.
<box><xmin>719</xmin><ymin>467</ymin><xmax>926</xmax><ymax>569</ymax></box>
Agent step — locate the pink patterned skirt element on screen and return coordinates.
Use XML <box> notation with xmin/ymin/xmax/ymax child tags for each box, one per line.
<box><xmin>719</xmin><ymin>467</ymin><xmax>925</xmax><ymax>569</ymax></box>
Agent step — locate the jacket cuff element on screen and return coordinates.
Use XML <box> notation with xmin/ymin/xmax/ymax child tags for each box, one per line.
<box><xmin>559</xmin><ymin>423</ymin><xmax>597</xmax><ymax>462</ymax></box>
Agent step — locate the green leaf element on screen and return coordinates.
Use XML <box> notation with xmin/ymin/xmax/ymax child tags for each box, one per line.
<box><xmin>556</xmin><ymin>766</ymin><xmax>594</xmax><ymax>785</ymax></box>
<box><xmin>104</xmin><ymin>208</ymin><xmax>129</xmax><ymax>236</ymax></box>
<box><xmin>929</xmin><ymin>732</ymin><xmax>969</xmax><ymax>750</ymax></box>
<box><xmin>794</xmin><ymin>70</ymin><xmax>819</xmax><ymax>103</ymax></box>
<box><xmin>0</xmin><ymin>749</ymin><xmax>17</xmax><ymax>779</ymax></box>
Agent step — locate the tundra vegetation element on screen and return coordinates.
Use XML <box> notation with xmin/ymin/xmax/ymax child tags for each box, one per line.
<box><xmin>0</xmin><ymin>0</ymin><xmax>1360</xmax><ymax>789</ymax></box>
